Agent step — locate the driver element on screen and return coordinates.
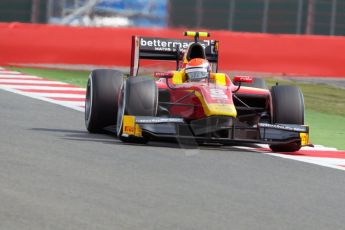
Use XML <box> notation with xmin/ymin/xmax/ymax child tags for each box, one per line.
<box><xmin>185</xmin><ymin>58</ymin><xmax>210</xmax><ymax>82</ymax></box>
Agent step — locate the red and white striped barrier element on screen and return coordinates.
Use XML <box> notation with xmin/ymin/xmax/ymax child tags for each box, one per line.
<box><xmin>1</xmin><ymin>67</ymin><xmax>344</xmax><ymax>171</ymax></box>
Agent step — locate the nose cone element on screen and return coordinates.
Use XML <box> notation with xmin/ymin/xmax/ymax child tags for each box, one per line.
<box><xmin>194</xmin><ymin>86</ymin><xmax>237</xmax><ymax>117</ymax></box>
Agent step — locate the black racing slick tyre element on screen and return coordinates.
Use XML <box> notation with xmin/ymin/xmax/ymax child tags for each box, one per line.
<box><xmin>269</xmin><ymin>85</ymin><xmax>305</xmax><ymax>152</ymax></box>
<box><xmin>85</xmin><ymin>69</ymin><xmax>125</xmax><ymax>133</ymax></box>
<box><xmin>117</xmin><ymin>77</ymin><xmax>158</xmax><ymax>143</ymax></box>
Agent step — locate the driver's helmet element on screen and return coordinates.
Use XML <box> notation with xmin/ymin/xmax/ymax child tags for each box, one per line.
<box><xmin>185</xmin><ymin>58</ymin><xmax>210</xmax><ymax>82</ymax></box>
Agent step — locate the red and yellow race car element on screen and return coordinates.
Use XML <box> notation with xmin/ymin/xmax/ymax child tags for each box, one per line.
<box><xmin>85</xmin><ymin>31</ymin><xmax>311</xmax><ymax>152</ymax></box>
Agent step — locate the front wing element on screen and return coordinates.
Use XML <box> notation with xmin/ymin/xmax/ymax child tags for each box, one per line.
<box><xmin>121</xmin><ymin>115</ymin><xmax>310</xmax><ymax>146</ymax></box>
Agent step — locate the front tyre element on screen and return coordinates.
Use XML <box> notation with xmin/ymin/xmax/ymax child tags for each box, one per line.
<box><xmin>269</xmin><ymin>85</ymin><xmax>305</xmax><ymax>152</ymax></box>
<box><xmin>117</xmin><ymin>77</ymin><xmax>158</xmax><ymax>143</ymax></box>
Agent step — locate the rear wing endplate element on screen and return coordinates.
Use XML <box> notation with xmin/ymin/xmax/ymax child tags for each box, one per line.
<box><xmin>130</xmin><ymin>36</ymin><xmax>219</xmax><ymax>76</ymax></box>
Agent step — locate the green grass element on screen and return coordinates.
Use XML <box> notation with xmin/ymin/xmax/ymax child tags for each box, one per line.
<box><xmin>305</xmin><ymin>110</ymin><xmax>345</xmax><ymax>150</ymax></box>
<box><xmin>6</xmin><ymin>67</ymin><xmax>345</xmax><ymax>150</ymax></box>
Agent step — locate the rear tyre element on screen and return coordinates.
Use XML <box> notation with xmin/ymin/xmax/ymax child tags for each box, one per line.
<box><xmin>117</xmin><ymin>77</ymin><xmax>158</xmax><ymax>143</ymax></box>
<box><xmin>85</xmin><ymin>69</ymin><xmax>125</xmax><ymax>133</ymax></box>
<box><xmin>269</xmin><ymin>85</ymin><xmax>305</xmax><ymax>152</ymax></box>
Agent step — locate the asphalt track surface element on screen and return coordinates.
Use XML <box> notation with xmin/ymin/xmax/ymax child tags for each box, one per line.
<box><xmin>1</xmin><ymin>89</ymin><xmax>345</xmax><ymax>230</ymax></box>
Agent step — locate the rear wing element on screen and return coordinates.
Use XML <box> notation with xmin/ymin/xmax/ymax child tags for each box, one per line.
<box><xmin>130</xmin><ymin>36</ymin><xmax>219</xmax><ymax>76</ymax></box>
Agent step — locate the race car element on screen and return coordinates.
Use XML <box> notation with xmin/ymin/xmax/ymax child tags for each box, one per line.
<box><xmin>85</xmin><ymin>31</ymin><xmax>311</xmax><ymax>152</ymax></box>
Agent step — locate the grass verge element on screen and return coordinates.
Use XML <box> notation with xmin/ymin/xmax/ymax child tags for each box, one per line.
<box><xmin>6</xmin><ymin>67</ymin><xmax>345</xmax><ymax>150</ymax></box>
<box><xmin>305</xmin><ymin>110</ymin><xmax>345</xmax><ymax>150</ymax></box>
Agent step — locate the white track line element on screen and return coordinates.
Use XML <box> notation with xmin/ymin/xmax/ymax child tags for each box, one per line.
<box><xmin>251</xmin><ymin>144</ymin><xmax>345</xmax><ymax>171</ymax></box>
<box><xmin>0</xmin><ymin>74</ymin><xmax>41</xmax><ymax>79</ymax></box>
<box><xmin>0</xmin><ymin>85</ymin><xmax>86</xmax><ymax>91</ymax></box>
<box><xmin>300</xmin><ymin>146</ymin><xmax>338</xmax><ymax>151</ymax></box>
<box><xmin>264</xmin><ymin>153</ymin><xmax>345</xmax><ymax>171</ymax></box>
<box><xmin>0</xmin><ymin>79</ymin><xmax>69</xmax><ymax>84</ymax></box>
<box><xmin>256</xmin><ymin>144</ymin><xmax>338</xmax><ymax>151</ymax></box>
<box><xmin>50</xmin><ymin>100</ymin><xmax>85</xmax><ymax>106</ymax></box>
<box><xmin>0</xmin><ymin>87</ymin><xmax>85</xmax><ymax>112</ymax></box>
<box><xmin>0</xmin><ymin>71</ymin><xmax>21</xmax><ymax>74</ymax></box>
<box><xmin>27</xmin><ymin>92</ymin><xmax>86</xmax><ymax>98</ymax></box>
<box><xmin>0</xmin><ymin>68</ymin><xmax>86</xmax><ymax>112</ymax></box>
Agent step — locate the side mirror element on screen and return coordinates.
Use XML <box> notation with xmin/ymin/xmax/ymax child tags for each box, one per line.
<box><xmin>233</xmin><ymin>76</ymin><xmax>253</xmax><ymax>84</ymax></box>
<box><xmin>154</xmin><ymin>72</ymin><xmax>173</xmax><ymax>79</ymax></box>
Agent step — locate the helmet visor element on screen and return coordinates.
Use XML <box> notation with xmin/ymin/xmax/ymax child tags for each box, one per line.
<box><xmin>186</xmin><ymin>68</ymin><xmax>209</xmax><ymax>81</ymax></box>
